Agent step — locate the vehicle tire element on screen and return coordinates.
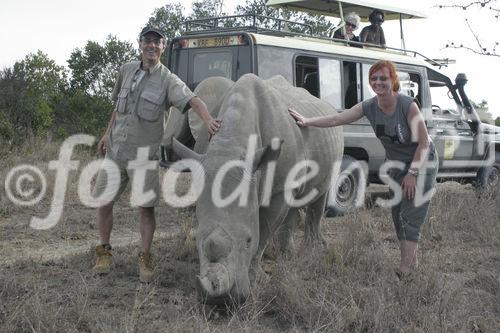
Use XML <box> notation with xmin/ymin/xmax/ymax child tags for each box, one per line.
<box><xmin>474</xmin><ymin>163</ymin><xmax>500</xmax><ymax>197</ymax></box>
<box><xmin>325</xmin><ymin>155</ymin><xmax>367</xmax><ymax>217</ymax></box>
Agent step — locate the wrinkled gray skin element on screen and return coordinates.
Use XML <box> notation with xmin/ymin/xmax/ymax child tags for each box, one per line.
<box><xmin>175</xmin><ymin>74</ymin><xmax>343</xmax><ymax>304</ymax></box>
<box><xmin>189</xmin><ymin>76</ymin><xmax>234</xmax><ymax>153</ymax></box>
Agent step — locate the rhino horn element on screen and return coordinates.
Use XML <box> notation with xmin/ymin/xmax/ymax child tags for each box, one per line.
<box><xmin>203</xmin><ymin>227</ymin><xmax>232</xmax><ymax>262</ymax></box>
<box><xmin>173</xmin><ymin>138</ymin><xmax>204</xmax><ymax>161</ymax></box>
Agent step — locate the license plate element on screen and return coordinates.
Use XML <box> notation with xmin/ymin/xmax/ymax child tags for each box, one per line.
<box><xmin>189</xmin><ymin>36</ymin><xmax>239</xmax><ymax>48</ymax></box>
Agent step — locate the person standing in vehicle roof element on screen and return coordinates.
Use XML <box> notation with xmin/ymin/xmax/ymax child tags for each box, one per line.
<box><xmin>333</xmin><ymin>12</ymin><xmax>361</xmax><ymax>46</ymax></box>
<box><xmin>91</xmin><ymin>26</ymin><xmax>220</xmax><ymax>283</ymax></box>
<box><xmin>360</xmin><ymin>9</ymin><xmax>386</xmax><ymax>48</ymax></box>
<box><xmin>288</xmin><ymin>60</ymin><xmax>438</xmax><ymax>279</ymax></box>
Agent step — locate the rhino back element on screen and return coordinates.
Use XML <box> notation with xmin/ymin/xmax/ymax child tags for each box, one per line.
<box><xmin>262</xmin><ymin>75</ymin><xmax>343</xmax><ymax>196</ymax></box>
<box><xmin>206</xmin><ymin>74</ymin><xmax>343</xmax><ymax>197</ymax></box>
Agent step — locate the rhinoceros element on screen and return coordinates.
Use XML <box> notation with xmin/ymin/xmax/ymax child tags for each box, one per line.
<box><xmin>173</xmin><ymin>74</ymin><xmax>343</xmax><ymax>304</ymax></box>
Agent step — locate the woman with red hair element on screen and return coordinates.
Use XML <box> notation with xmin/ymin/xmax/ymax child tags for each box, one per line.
<box><xmin>289</xmin><ymin>60</ymin><xmax>438</xmax><ymax>279</ymax></box>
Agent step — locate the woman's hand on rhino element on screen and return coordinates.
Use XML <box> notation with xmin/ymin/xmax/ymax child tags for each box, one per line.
<box><xmin>288</xmin><ymin>107</ymin><xmax>308</xmax><ymax>127</ymax></box>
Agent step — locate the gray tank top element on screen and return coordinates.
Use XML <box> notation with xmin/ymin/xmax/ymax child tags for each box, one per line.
<box><xmin>362</xmin><ymin>94</ymin><xmax>417</xmax><ymax>162</ymax></box>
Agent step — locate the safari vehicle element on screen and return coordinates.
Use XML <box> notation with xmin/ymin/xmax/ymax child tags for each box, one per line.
<box><xmin>161</xmin><ymin>0</ymin><xmax>500</xmax><ymax>215</ymax></box>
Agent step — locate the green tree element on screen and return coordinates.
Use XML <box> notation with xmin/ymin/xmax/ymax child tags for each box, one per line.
<box><xmin>294</xmin><ymin>12</ymin><xmax>335</xmax><ymax>36</ymax></box>
<box><xmin>236</xmin><ymin>0</ymin><xmax>334</xmax><ymax>35</ymax></box>
<box><xmin>0</xmin><ymin>110</ymin><xmax>14</xmax><ymax>141</ymax></box>
<box><xmin>472</xmin><ymin>99</ymin><xmax>494</xmax><ymax>124</ymax></box>
<box><xmin>62</xmin><ymin>91</ymin><xmax>114</xmax><ymax>137</ymax></box>
<box><xmin>190</xmin><ymin>0</ymin><xmax>226</xmax><ymax>19</ymax></box>
<box><xmin>63</xmin><ymin>36</ymin><xmax>137</xmax><ymax>138</ymax></box>
<box><xmin>0</xmin><ymin>51</ymin><xmax>67</xmax><ymax>142</ymax></box>
<box><xmin>495</xmin><ymin>116</ymin><xmax>500</xmax><ymax>126</ymax></box>
<box><xmin>146</xmin><ymin>2</ymin><xmax>186</xmax><ymax>41</ymax></box>
<box><xmin>236</xmin><ymin>0</ymin><xmax>279</xmax><ymax>16</ymax></box>
<box><xmin>68</xmin><ymin>35</ymin><xmax>138</xmax><ymax>98</ymax></box>
<box><xmin>13</xmin><ymin>50</ymin><xmax>67</xmax><ymax>100</ymax></box>
<box><xmin>236</xmin><ymin>0</ymin><xmax>290</xmax><ymax>30</ymax></box>
<box><xmin>0</xmin><ymin>67</ymin><xmax>31</xmax><ymax>141</ymax></box>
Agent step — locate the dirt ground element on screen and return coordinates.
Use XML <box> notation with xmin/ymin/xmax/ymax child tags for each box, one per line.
<box><xmin>0</xmin><ymin>159</ymin><xmax>499</xmax><ymax>332</ymax></box>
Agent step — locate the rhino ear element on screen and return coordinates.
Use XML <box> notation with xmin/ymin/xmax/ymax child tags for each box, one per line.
<box><xmin>173</xmin><ymin>138</ymin><xmax>204</xmax><ymax>161</ymax></box>
<box><xmin>252</xmin><ymin>138</ymin><xmax>283</xmax><ymax>172</ymax></box>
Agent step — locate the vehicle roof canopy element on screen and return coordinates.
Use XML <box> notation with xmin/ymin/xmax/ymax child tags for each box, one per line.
<box><xmin>266</xmin><ymin>0</ymin><xmax>427</xmax><ymax>20</ymax></box>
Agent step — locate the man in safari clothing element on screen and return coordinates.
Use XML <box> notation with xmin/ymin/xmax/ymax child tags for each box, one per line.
<box><xmin>92</xmin><ymin>26</ymin><xmax>220</xmax><ymax>282</ymax></box>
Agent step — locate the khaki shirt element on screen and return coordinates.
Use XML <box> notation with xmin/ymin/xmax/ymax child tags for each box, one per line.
<box><xmin>108</xmin><ymin>61</ymin><xmax>195</xmax><ymax>160</ymax></box>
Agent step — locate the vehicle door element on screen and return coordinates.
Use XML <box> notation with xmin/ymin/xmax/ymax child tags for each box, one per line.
<box><xmin>429</xmin><ymin>82</ymin><xmax>475</xmax><ymax>170</ymax></box>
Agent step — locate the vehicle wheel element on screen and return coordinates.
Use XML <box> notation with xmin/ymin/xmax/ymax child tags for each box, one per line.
<box><xmin>475</xmin><ymin>164</ymin><xmax>500</xmax><ymax>197</ymax></box>
<box><xmin>325</xmin><ymin>155</ymin><xmax>367</xmax><ymax>217</ymax></box>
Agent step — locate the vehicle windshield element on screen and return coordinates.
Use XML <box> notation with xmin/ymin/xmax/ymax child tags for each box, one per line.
<box><xmin>193</xmin><ymin>51</ymin><xmax>233</xmax><ymax>87</ymax></box>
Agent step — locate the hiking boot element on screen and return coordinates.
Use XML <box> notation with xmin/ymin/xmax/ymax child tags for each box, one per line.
<box><xmin>138</xmin><ymin>252</ymin><xmax>154</xmax><ymax>283</ymax></box>
<box><xmin>395</xmin><ymin>268</ymin><xmax>415</xmax><ymax>282</ymax></box>
<box><xmin>92</xmin><ymin>244</ymin><xmax>112</xmax><ymax>274</ymax></box>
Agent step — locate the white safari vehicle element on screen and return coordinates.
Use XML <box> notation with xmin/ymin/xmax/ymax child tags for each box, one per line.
<box><xmin>161</xmin><ymin>0</ymin><xmax>499</xmax><ymax>215</ymax></box>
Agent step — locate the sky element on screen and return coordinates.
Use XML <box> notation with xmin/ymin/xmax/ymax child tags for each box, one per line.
<box><xmin>1</xmin><ymin>0</ymin><xmax>499</xmax><ymax>118</ymax></box>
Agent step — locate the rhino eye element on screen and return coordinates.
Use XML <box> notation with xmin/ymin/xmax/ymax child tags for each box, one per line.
<box><xmin>246</xmin><ymin>237</ymin><xmax>252</xmax><ymax>247</ymax></box>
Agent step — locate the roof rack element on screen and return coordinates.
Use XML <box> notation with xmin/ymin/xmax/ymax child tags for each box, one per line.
<box><xmin>430</xmin><ymin>58</ymin><xmax>456</xmax><ymax>66</ymax></box>
<box><xmin>184</xmin><ymin>14</ymin><xmax>313</xmax><ymax>36</ymax></box>
<box><xmin>181</xmin><ymin>15</ymin><xmax>449</xmax><ymax>68</ymax></box>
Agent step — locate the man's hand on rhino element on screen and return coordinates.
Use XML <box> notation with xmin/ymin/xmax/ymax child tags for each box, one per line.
<box><xmin>205</xmin><ymin>117</ymin><xmax>222</xmax><ymax>136</ymax></box>
<box><xmin>190</xmin><ymin>96</ymin><xmax>222</xmax><ymax>138</ymax></box>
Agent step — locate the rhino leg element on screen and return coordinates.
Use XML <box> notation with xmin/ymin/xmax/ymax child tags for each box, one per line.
<box><xmin>303</xmin><ymin>193</ymin><xmax>328</xmax><ymax>247</ymax></box>
<box><xmin>256</xmin><ymin>195</ymin><xmax>290</xmax><ymax>262</ymax></box>
<box><xmin>249</xmin><ymin>198</ymin><xmax>289</xmax><ymax>282</ymax></box>
<box><xmin>274</xmin><ymin>207</ymin><xmax>299</xmax><ymax>254</ymax></box>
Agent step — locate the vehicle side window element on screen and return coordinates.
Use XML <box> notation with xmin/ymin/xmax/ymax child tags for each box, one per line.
<box><xmin>362</xmin><ymin>63</ymin><xmax>375</xmax><ymax>100</ymax></box>
<box><xmin>318</xmin><ymin>58</ymin><xmax>342</xmax><ymax>109</ymax></box>
<box><xmin>257</xmin><ymin>46</ymin><xmax>295</xmax><ymax>82</ymax></box>
<box><xmin>397</xmin><ymin>71</ymin><xmax>421</xmax><ymax>107</ymax></box>
<box><xmin>295</xmin><ymin>55</ymin><xmax>319</xmax><ymax>97</ymax></box>
<box><xmin>430</xmin><ymin>84</ymin><xmax>461</xmax><ymax>118</ymax></box>
<box><xmin>342</xmin><ymin>61</ymin><xmax>361</xmax><ymax>109</ymax></box>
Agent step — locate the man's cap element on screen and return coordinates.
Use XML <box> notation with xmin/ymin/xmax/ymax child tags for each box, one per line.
<box><xmin>140</xmin><ymin>26</ymin><xmax>165</xmax><ymax>39</ymax></box>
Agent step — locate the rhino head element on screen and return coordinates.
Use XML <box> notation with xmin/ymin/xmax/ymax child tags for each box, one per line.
<box><xmin>195</xmin><ymin>192</ymin><xmax>257</xmax><ymax>305</ymax></box>
<box><xmin>173</xmin><ymin>138</ymin><xmax>282</xmax><ymax>304</ymax></box>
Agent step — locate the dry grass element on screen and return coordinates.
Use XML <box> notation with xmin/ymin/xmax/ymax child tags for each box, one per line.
<box><xmin>0</xmin><ymin>140</ymin><xmax>499</xmax><ymax>332</ymax></box>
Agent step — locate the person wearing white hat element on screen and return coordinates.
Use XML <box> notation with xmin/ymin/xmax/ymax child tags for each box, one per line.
<box><xmin>334</xmin><ymin>12</ymin><xmax>361</xmax><ymax>45</ymax></box>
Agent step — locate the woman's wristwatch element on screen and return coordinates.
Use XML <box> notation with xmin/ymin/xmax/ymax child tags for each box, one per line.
<box><xmin>408</xmin><ymin>167</ymin><xmax>419</xmax><ymax>177</ymax></box>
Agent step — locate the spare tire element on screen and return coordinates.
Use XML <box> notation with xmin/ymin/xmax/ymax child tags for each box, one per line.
<box><xmin>325</xmin><ymin>155</ymin><xmax>367</xmax><ymax>217</ymax></box>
